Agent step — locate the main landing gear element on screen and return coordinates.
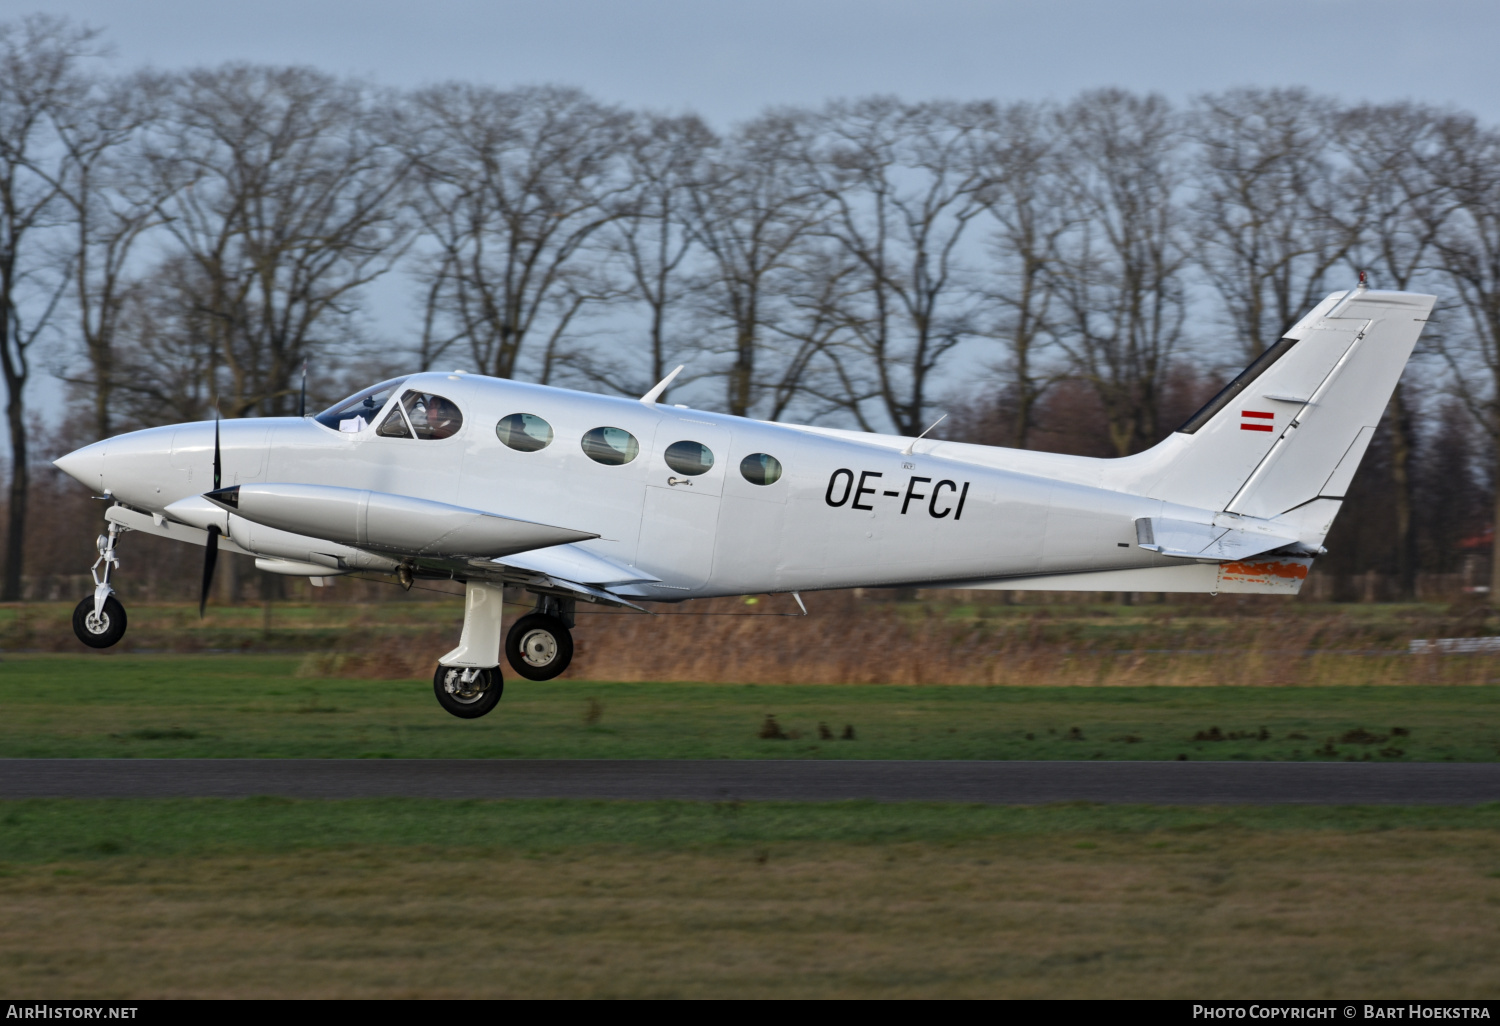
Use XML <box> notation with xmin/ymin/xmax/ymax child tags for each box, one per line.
<box><xmin>505</xmin><ymin>595</ymin><xmax>574</xmax><ymax>681</ymax></box>
<box><xmin>432</xmin><ymin>585</ymin><xmax>577</xmax><ymax>718</ymax></box>
<box><xmin>434</xmin><ymin>665</ymin><xmax>503</xmax><ymax>718</ymax></box>
<box><xmin>72</xmin><ymin>521</ymin><xmax>128</xmax><ymax>649</ymax></box>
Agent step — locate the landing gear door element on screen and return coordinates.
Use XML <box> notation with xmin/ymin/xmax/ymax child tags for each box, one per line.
<box><xmin>635</xmin><ymin>420</ymin><xmax>733</xmax><ymax>592</ymax></box>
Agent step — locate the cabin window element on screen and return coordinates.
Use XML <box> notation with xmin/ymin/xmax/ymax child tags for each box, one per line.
<box><xmin>401</xmin><ymin>390</ymin><xmax>464</xmax><ymax>440</ymax></box>
<box><xmin>740</xmin><ymin>453</ymin><xmax>783</xmax><ymax>485</ymax></box>
<box><xmin>496</xmin><ymin>413</ymin><xmax>554</xmax><ymax>452</ymax></box>
<box><xmin>664</xmin><ymin>440</ymin><xmax>715</xmax><ymax>476</ymax></box>
<box><xmin>581</xmin><ymin>426</ymin><xmax>640</xmax><ymax>466</ymax></box>
<box><xmin>376</xmin><ymin>406</ymin><xmax>413</xmax><ymax>438</ymax></box>
<box><xmin>315</xmin><ymin>377</ymin><xmax>407</xmax><ymax>431</ymax></box>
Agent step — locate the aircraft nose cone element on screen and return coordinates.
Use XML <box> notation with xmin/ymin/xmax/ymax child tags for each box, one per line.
<box><xmin>54</xmin><ymin>441</ymin><xmax>107</xmax><ymax>492</ymax></box>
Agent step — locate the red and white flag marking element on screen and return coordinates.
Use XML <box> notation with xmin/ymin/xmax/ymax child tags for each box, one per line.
<box><xmin>1241</xmin><ymin>410</ymin><xmax>1274</xmax><ymax>432</ymax></box>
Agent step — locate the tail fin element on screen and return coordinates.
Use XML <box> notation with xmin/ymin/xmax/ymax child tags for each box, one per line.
<box><xmin>1137</xmin><ymin>286</ymin><xmax>1434</xmax><ymax>521</ymax></box>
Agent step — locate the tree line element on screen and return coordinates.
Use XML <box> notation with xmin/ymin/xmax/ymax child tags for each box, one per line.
<box><xmin>3</xmin><ymin>13</ymin><xmax>1499</xmax><ymax>602</ymax></box>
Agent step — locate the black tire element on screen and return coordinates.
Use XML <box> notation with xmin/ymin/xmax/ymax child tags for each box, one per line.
<box><xmin>433</xmin><ymin>664</ymin><xmax>503</xmax><ymax>719</ymax></box>
<box><xmin>505</xmin><ymin>613</ymin><xmax>574</xmax><ymax>681</ymax></box>
<box><xmin>72</xmin><ymin>594</ymin><xmax>127</xmax><ymax>649</ymax></box>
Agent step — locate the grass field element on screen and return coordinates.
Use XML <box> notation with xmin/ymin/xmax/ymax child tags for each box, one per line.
<box><xmin>5</xmin><ymin>603</ymin><xmax>1500</xmax><ymax>997</ymax></box>
<box><xmin>2</xmin><ymin>654</ymin><xmax>1499</xmax><ymax>760</ymax></box>
<box><xmin>2</xmin><ymin>799</ymin><xmax>1498</xmax><ymax>997</ymax></box>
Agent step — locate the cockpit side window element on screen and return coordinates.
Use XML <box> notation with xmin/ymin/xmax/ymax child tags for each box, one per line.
<box><xmin>315</xmin><ymin>378</ymin><xmax>407</xmax><ymax>431</ymax></box>
<box><xmin>376</xmin><ymin>405</ymin><xmax>414</xmax><ymax>438</ymax></box>
<box><xmin>401</xmin><ymin>390</ymin><xmax>464</xmax><ymax>440</ymax></box>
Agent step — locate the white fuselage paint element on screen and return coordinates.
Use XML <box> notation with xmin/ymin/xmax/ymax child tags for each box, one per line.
<box><xmin>59</xmin><ymin>372</ymin><xmax>1220</xmax><ymax>600</ymax></box>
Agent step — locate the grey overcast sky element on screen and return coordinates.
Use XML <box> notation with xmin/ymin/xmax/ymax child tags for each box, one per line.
<box><xmin>9</xmin><ymin>0</ymin><xmax>1500</xmax><ymax>125</ymax></box>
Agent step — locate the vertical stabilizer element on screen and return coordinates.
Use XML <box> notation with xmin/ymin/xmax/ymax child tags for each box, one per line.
<box><xmin>1135</xmin><ymin>288</ymin><xmax>1433</xmax><ymax>519</ymax></box>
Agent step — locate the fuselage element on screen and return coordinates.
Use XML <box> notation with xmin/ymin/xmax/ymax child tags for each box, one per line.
<box><xmin>55</xmin><ymin>371</ymin><xmax>1207</xmax><ymax>598</ymax></box>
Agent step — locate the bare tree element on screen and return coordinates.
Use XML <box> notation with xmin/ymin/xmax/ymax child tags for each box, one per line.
<box><xmin>143</xmin><ymin>64</ymin><xmax>410</xmax><ymax>418</ymax></box>
<box><xmin>572</xmin><ymin>113</ymin><xmax>714</xmax><ymax>397</ymax></box>
<box><xmin>797</xmin><ymin>97</ymin><xmax>993</xmax><ymax>436</ymax></box>
<box><xmin>406</xmin><ymin>84</ymin><xmax>632</xmax><ymax>383</ymax></box>
<box><xmin>0</xmin><ymin>14</ymin><xmax>98</xmax><ymax>600</ymax></box>
<box><xmin>45</xmin><ymin>69</ymin><xmax>168</xmax><ymax>439</ymax></box>
<box><xmin>1189</xmin><ymin>88</ymin><xmax>1363</xmax><ymax>361</ymax></box>
<box><xmin>103</xmin><ymin>254</ymin><xmax>220</xmax><ymax>429</ymax></box>
<box><xmin>1049</xmin><ymin>90</ymin><xmax>1188</xmax><ymax>457</ymax></box>
<box><xmin>977</xmin><ymin>100</ymin><xmax>1069</xmax><ymax>449</ymax></box>
<box><xmin>1340</xmin><ymin>102</ymin><xmax>1454</xmax><ymax>598</ymax></box>
<box><xmin>684</xmin><ymin>111</ymin><xmax>828</xmax><ymax>418</ymax></box>
<box><xmin>760</xmin><ymin>243</ymin><xmax>878</xmax><ymax>424</ymax></box>
<box><xmin>1425</xmin><ymin>117</ymin><xmax>1500</xmax><ymax>594</ymax></box>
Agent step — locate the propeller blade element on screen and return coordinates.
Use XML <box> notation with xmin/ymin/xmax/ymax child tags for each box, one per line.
<box><xmin>212</xmin><ymin>403</ymin><xmax>222</xmax><ymax>492</ymax></box>
<box><xmin>199</xmin><ymin>525</ymin><xmax>219</xmax><ymax>618</ymax></box>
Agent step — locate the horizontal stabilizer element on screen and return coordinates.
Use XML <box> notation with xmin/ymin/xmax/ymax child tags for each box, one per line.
<box><xmin>1134</xmin><ymin>517</ymin><xmax>1302</xmax><ymax>561</ymax></box>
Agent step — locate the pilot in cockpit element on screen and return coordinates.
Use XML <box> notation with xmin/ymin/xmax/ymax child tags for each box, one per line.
<box><xmin>422</xmin><ymin>395</ymin><xmax>462</xmax><ymax>439</ymax></box>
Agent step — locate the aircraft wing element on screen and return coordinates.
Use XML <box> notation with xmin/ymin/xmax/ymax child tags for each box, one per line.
<box><xmin>494</xmin><ymin>544</ymin><xmax>659</xmax><ymax>587</ymax></box>
<box><xmin>477</xmin><ymin>544</ymin><xmax>657</xmax><ymax>612</ymax></box>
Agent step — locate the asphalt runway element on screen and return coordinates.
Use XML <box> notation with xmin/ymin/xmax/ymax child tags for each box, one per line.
<box><xmin>2</xmin><ymin>759</ymin><xmax>1499</xmax><ymax>804</ymax></box>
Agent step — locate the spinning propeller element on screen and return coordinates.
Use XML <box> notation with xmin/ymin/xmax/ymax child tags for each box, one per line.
<box><xmin>199</xmin><ymin>404</ymin><xmax>222</xmax><ymax>617</ymax></box>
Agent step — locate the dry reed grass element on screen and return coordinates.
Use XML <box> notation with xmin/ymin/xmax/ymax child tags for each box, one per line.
<box><xmin>308</xmin><ymin>595</ymin><xmax>1499</xmax><ymax>687</ymax></box>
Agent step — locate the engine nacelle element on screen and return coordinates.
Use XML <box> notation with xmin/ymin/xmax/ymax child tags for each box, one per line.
<box><xmin>201</xmin><ymin>483</ymin><xmax>595</xmax><ymax>558</ymax></box>
<box><xmin>162</xmin><ymin>494</ymin><xmax>399</xmax><ymax>572</ymax></box>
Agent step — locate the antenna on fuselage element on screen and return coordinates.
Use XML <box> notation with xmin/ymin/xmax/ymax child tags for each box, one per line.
<box><xmin>900</xmin><ymin>413</ymin><xmax>948</xmax><ymax>456</ymax></box>
<box><xmin>640</xmin><ymin>365</ymin><xmax>685</xmax><ymax>405</ymax></box>
<box><xmin>298</xmin><ymin>361</ymin><xmax>308</xmax><ymax>417</ymax></box>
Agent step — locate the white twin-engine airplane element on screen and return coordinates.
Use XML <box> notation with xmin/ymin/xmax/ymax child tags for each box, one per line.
<box><xmin>54</xmin><ymin>281</ymin><xmax>1432</xmax><ymax>717</ymax></box>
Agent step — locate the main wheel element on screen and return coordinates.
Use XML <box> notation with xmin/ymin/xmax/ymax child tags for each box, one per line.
<box><xmin>72</xmin><ymin>594</ymin><xmax>127</xmax><ymax>649</ymax></box>
<box><xmin>505</xmin><ymin>613</ymin><xmax>574</xmax><ymax>681</ymax></box>
<box><xmin>433</xmin><ymin>664</ymin><xmax>503</xmax><ymax>719</ymax></box>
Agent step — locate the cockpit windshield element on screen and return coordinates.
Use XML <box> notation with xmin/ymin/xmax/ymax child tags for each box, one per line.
<box><xmin>314</xmin><ymin>378</ymin><xmax>407</xmax><ymax>432</ymax></box>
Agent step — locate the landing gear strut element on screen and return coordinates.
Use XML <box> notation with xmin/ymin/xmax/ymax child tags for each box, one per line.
<box><xmin>506</xmin><ymin>595</ymin><xmax>575</xmax><ymax>681</ymax></box>
<box><xmin>431</xmin><ymin>585</ymin><xmax>578</xmax><ymax>716</ymax></box>
<box><xmin>72</xmin><ymin>521</ymin><xmax>127</xmax><ymax>649</ymax></box>
<box><xmin>433</xmin><ymin>581</ymin><xmax>507</xmax><ymax>719</ymax></box>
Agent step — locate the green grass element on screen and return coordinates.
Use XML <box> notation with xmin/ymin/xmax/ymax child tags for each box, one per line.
<box><xmin>2</xmin><ymin>653</ymin><xmax>1499</xmax><ymax>760</ymax></box>
<box><xmin>3</xmin><ymin>798</ymin><xmax>1500</xmax><ymax>997</ymax></box>
<box><xmin>4</xmin><ymin>797</ymin><xmax>1500</xmax><ymax>864</ymax></box>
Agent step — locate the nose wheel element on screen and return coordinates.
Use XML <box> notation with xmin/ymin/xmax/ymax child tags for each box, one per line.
<box><xmin>505</xmin><ymin>613</ymin><xmax>574</xmax><ymax>680</ymax></box>
<box><xmin>72</xmin><ymin>520</ymin><xmax>128</xmax><ymax>649</ymax></box>
<box><xmin>433</xmin><ymin>664</ymin><xmax>504</xmax><ymax>718</ymax></box>
<box><xmin>72</xmin><ymin>594</ymin><xmax>127</xmax><ymax>649</ymax></box>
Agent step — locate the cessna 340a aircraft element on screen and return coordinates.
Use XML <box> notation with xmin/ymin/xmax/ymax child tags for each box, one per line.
<box><xmin>54</xmin><ymin>280</ymin><xmax>1432</xmax><ymax>717</ymax></box>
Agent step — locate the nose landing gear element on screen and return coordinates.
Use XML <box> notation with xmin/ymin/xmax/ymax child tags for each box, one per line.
<box><xmin>72</xmin><ymin>522</ymin><xmax>128</xmax><ymax>649</ymax></box>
